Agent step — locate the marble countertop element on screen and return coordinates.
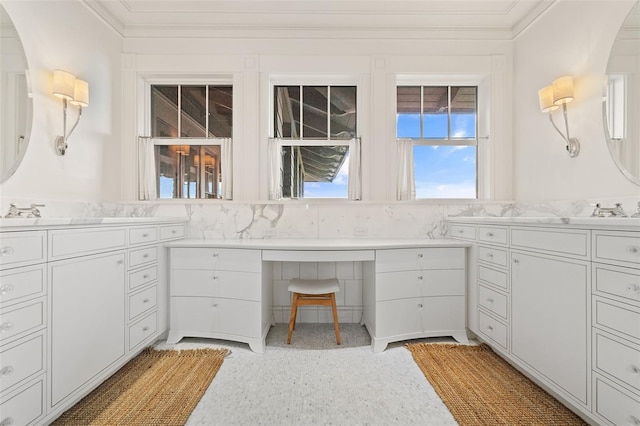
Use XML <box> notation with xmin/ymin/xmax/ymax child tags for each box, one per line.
<box><xmin>446</xmin><ymin>216</ymin><xmax>640</xmax><ymax>228</ymax></box>
<box><xmin>167</xmin><ymin>238</ymin><xmax>471</xmax><ymax>250</ymax></box>
<box><xmin>0</xmin><ymin>217</ymin><xmax>187</xmax><ymax>230</ymax></box>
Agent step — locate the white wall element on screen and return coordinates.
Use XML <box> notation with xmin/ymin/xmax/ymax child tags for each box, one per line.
<box><xmin>0</xmin><ymin>1</ymin><xmax>122</xmax><ymax>203</ymax></box>
<box><xmin>513</xmin><ymin>0</ymin><xmax>640</xmax><ymax>201</ymax></box>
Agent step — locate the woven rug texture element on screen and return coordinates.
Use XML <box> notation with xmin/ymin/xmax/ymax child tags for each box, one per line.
<box><xmin>406</xmin><ymin>343</ymin><xmax>587</xmax><ymax>426</ymax></box>
<box><xmin>53</xmin><ymin>348</ymin><xmax>227</xmax><ymax>426</ymax></box>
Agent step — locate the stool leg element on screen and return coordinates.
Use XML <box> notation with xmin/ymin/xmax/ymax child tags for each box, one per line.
<box><xmin>330</xmin><ymin>293</ymin><xmax>341</xmax><ymax>345</ymax></box>
<box><xmin>287</xmin><ymin>293</ymin><xmax>299</xmax><ymax>344</ymax></box>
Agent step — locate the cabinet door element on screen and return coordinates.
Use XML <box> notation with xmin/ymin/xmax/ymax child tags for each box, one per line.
<box><xmin>50</xmin><ymin>252</ymin><xmax>125</xmax><ymax>407</ymax></box>
<box><xmin>376</xmin><ymin>298</ymin><xmax>422</xmax><ymax>338</ymax></box>
<box><xmin>511</xmin><ymin>251</ymin><xmax>588</xmax><ymax>404</ymax></box>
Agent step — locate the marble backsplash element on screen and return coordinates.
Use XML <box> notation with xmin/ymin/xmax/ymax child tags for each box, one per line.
<box><xmin>1</xmin><ymin>196</ymin><xmax>638</xmax><ymax>238</ymax></box>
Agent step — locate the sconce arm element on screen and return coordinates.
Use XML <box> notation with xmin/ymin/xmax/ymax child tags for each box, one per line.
<box><xmin>547</xmin><ymin>108</ymin><xmax>580</xmax><ymax>158</ymax></box>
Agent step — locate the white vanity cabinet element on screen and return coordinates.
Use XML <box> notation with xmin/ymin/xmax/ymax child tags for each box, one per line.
<box><xmin>591</xmin><ymin>230</ymin><xmax>640</xmax><ymax>426</ymax></box>
<box><xmin>447</xmin><ymin>217</ymin><xmax>640</xmax><ymax>425</ymax></box>
<box><xmin>167</xmin><ymin>247</ymin><xmax>272</xmax><ymax>353</ymax></box>
<box><xmin>0</xmin><ymin>230</ymin><xmax>47</xmax><ymax>426</ymax></box>
<box><xmin>370</xmin><ymin>247</ymin><xmax>467</xmax><ymax>353</ymax></box>
<box><xmin>0</xmin><ymin>219</ymin><xmax>184</xmax><ymax>426</ymax></box>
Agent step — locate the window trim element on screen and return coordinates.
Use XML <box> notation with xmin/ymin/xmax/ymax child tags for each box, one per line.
<box><xmin>396</xmin><ymin>82</ymin><xmax>481</xmax><ymax>201</ymax></box>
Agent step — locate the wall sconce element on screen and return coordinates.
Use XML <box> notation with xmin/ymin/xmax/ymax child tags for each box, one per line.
<box><xmin>52</xmin><ymin>69</ymin><xmax>89</xmax><ymax>156</ymax></box>
<box><xmin>538</xmin><ymin>75</ymin><xmax>580</xmax><ymax>157</ymax></box>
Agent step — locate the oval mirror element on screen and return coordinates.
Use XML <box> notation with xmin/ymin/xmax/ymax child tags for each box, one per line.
<box><xmin>603</xmin><ymin>1</ymin><xmax>640</xmax><ymax>185</ymax></box>
<box><xmin>0</xmin><ymin>4</ymin><xmax>32</xmax><ymax>183</ymax></box>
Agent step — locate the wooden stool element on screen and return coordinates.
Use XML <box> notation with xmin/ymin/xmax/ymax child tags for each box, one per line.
<box><xmin>287</xmin><ymin>278</ymin><xmax>341</xmax><ymax>345</ymax></box>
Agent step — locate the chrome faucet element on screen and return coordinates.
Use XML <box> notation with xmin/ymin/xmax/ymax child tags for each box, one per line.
<box><xmin>590</xmin><ymin>203</ymin><xmax>628</xmax><ymax>217</ymax></box>
<box><xmin>4</xmin><ymin>203</ymin><xmax>45</xmax><ymax>218</ymax></box>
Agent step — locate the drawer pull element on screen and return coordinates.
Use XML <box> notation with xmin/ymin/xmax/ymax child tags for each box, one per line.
<box><xmin>628</xmin><ymin>416</ymin><xmax>640</xmax><ymax>425</ymax></box>
<box><xmin>0</xmin><ymin>285</ymin><xmax>14</xmax><ymax>295</ymax></box>
<box><xmin>0</xmin><ymin>247</ymin><xmax>14</xmax><ymax>256</ymax></box>
<box><xmin>142</xmin><ymin>233</ymin><xmax>150</xmax><ymax>237</ymax></box>
<box><xmin>142</xmin><ymin>326</ymin><xmax>150</xmax><ymax>332</ymax></box>
<box><xmin>627</xmin><ymin>364</ymin><xmax>640</xmax><ymax>375</ymax></box>
<box><xmin>143</xmin><ymin>298</ymin><xmax>150</xmax><ymax>303</ymax></box>
<box><xmin>172</xmin><ymin>230</ymin><xmax>177</xmax><ymax>234</ymax></box>
<box><xmin>0</xmin><ymin>417</ymin><xmax>14</xmax><ymax>426</ymax></box>
<box><xmin>117</xmin><ymin>259</ymin><xmax>124</xmax><ymax>265</ymax></box>
<box><xmin>628</xmin><ymin>284</ymin><xmax>640</xmax><ymax>293</ymax></box>
<box><xmin>212</xmin><ymin>276</ymin><xmax>219</xmax><ymax>280</ymax></box>
<box><xmin>417</xmin><ymin>303</ymin><xmax>423</xmax><ymax>308</ymax></box>
<box><xmin>486</xmin><ymin>298</ymin><xmax>494</xmax><ymax>304</ymax></box>
<box><xmin>143</xmin><ymin>253</ymin><xmax>150</xmax><ymax>258</ymax></box>
<box><xmin>628</xmin><ymin>246</ymin><xmax>639</xmax><ymax>254</ymax></box>
<box><xmin>486</xmin><ymin>253</ymin><xmax>494</xmax><ymax>258</ymax></box>
<box><xmin>513</xmin><ymin>258</ymin><xmax>520</xmax><ymax>264</ymax></box>
<box><xmin>417</xmin><ymin>253</ymin><xmax>424</xmax><ymax>259</ymax></box>
<box><xmin>417</xmin><ymin>276</ymin><xmax>423</xmax><ymax>280</ymax></box>
<box><xmin>486</xmin><ymin>325</ymin><xmax>494</xmax><ymax>331</ymax></box>
<box><xmin>143</xmin><ymin>274</ymin><xmax>149</xmax><ymax>279</ymax></box>
<box><xmin>0</xmin><ymin>366</ymin><xmax>14</xmax><ymax>377</ymax></box>
<box><xmin>486</xmin><ymin>232</ymin><xmax>494</xmax><ymax>237</ymax></box>
<box><xmin>457</xmin><ymin>230</ymin><xmax>464</xmax><ymax>234</ymax></box>
<box><xmin>212</xmin><ymin>253</ymin><xmax>219</xmax><ymax>258</ymax></box>
<box><xmin>0</xmin><ymin>322</ymin><xmax>13</xmax><ymax>333</ymax></box>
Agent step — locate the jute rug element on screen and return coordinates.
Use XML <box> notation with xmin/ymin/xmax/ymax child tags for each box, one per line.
<box><xmin>406</xmin><ymin>343</ymin><xmax>587</xmax><ymax>425</ymax></box>
<box><xmin>53</xmin><ymin>348</ymin><xmax>228</xmax><ymax>425</ymax></box>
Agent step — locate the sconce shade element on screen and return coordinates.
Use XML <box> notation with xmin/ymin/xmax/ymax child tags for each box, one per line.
<box><xmin>538</xmin><ymin>85</ymin><xmax>558</xmax><ymax>112</ymax></box>
<box><xmin>52</xmin><ymin>70</ymin><xmax>75</xmax><ymax>100</ymax></box>
<box><xmin>70</xmin><ymin>79</ymin><xmax>89</xmax><ymax>107</ymax></box>
<box><xmin>552</xmin><ymin>75</ymin><xmax>574</xmax><ymax>105</ymax></box>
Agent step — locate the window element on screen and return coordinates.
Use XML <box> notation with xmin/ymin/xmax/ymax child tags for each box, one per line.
<box><xmin>142</xmin><ymin>84</ymin><xmax>232</xmax><ymax>199</ymax></box>
<box><xmin>397</xmin><ymin>85</ymin><xmax>478</xmax><ymax>199</ymax></box>
<box><xmin>270</xmin><ymin>85</ymin><xmax>360</xmax><ymax>199</ymax></box>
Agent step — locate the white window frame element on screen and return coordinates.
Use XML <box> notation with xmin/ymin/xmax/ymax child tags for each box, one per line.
<box><xmin>396</xmin><ymin>76</ymin><xmax>485</xmax><ymax>201</ymax></box>
<box><xmin>141</xmin><ymin>77</ymin><xmax>233</xmax><ymax>200</ymax></box>
<box><xmin>268</xmin><ymin>77</ymin><xmax>362</xmax><ymax>201</ymax></box>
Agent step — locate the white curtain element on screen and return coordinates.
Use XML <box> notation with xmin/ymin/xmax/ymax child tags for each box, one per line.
<box><xmin>348</xmin><ymin>138</ymin><xmax>362</xmax><ymax>200</ymax></box>
<box><xmin>221</xmin><ymin>138</ymin><xmax>233</xmax><ymax>200</ymax></box>
<box><xmin>397</xmin><ymin>138</ymin><xmax>415</xmax><ymax>201</ymax></box>
<box><xmin>268</xmin><ymin>138</ymin><xmax>283</xmax><ymax>200</ymax></box>
<box><xmin>138</xmin><ymin>136</ymin><xmax>157</xmax><ymax>200</ymax></box>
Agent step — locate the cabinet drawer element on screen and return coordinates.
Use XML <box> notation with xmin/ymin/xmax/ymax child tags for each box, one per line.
<box><xmin>0</xmin><ymin>231</ymin><xmax>46</xmax><ymax>270</ymax></box>
<box><xmin>170</xmin><ymin>248</ymin><xmax>261</xmax><ymax>272</ymax></box>
<box><xmin>478</xmin><ymin>264</ymin><xmax>508</xmax><ymax>291</ymax></box>
<box><xmin>376</xmin><ymin>270</ymin><xmax>465</xmax><ymax>301</ymax></box>
<box><xmin>593</xmin><ymin>375</ymin><xmax>640</xmax><ymax>426</ymax></box>
<box><xmin>0</xmin><ymin>299</ymin><xmax>45</xmax><ymax>343</ymax></box>
<box><xmin>129</xmin><ymin>265</ymin><xmax>158</xmax><ymax>291</ymax></box>
<box><xmin>478</xmin><ymin>245</ymin><xmax>508</xmax><ymax>268</ymax></box>
<box><xmin>594</xmin><ymin>298</ymin><xmax>640</xmax><ymax>342</ymax></box>
<box><xmin>171</xmin><ymin>297</ymin><xmax>262</xmax><ymax>338</ymax></box>
<box><xmin>0</xmin><ymin>378</ymin><xmax>44</xmax><ymax>426</ymax></box>
<box><xmin>478</xmin><ymin>226</ymin><xmax>508</xmax><ymax>246</ymax></box>
<box><xmin>129</xmin><ymin>227</ymin><xmax>158</xmax><ymax>246</ymax></box>
<box><xmin>376</xmin><ymin>248</ymin><xmax>464</xmax><ymax>273</ymax></box>
<box><xmin>171</xmin><ymin>269</ymin><xmax>261</xmax><ymax>301</ymax></box>
<box><xmin>0</xmin><ymin>333</ymin><xmax>44</xmax><ymax>393</ymax></box>
<box><xmin>511</xmin><ymin>227</ymin><xmax>589</xmax><ymax>259</ymax></box>
<box><xmin>129</xmin><ymin>246</ymin><xmax>157</xmax><ymax>269</ymax></box>
<box><xmin>594</xmin><ymin>333</ymin><xmax>640</xmax><ymax>392</ymax></box>
<box><xmin>129</xmin><ymin>311</ymin><xmax>157</xmax><ymax>351</ymax></box>
<box><xmin>160</xmin><ymin>224</ymin><xmax>185</xmax><ymax>241</ymax></box>
<box><xmin>49</xmin><ymin>227</ymin><xmax>126</xmax><ymax>260</ymax></box>
<box><xmin>129</xmin><ymin>286</ymin><xmax>157</xmax><ymax>320</ymax></box>
<box><xmin>593</xmin><ymin>231</ymin><xmax>640</xmax><ymax>267</ymax></box>
<box><xmin>478</xmin><ymin>284</ymin><xmax>508</xmax><ymax>320</ymax></box>
<box><xmin>478</xmin><ymin>310</ymin><xmax>508</xmax><ymax>350</ymax></box>
<box><xmin>0</xmin><ymin>265</ymin><xmax>45</xmax><ymax>306</ymax></box>
<box><xmin>594</xmin><ymin>263</ymin><xmax>640</xmax><ymax>304</ymax></box>
<box><xmin>449</xmin><ymin>224</ymin><xmax>476</xmax><ymax>241</ymax></box>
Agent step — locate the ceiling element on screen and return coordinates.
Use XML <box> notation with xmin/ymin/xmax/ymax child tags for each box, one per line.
<box><xmin>82</xmin><ymin>0</ymin><xmax>555</xmax><ymax>39</ymax></box>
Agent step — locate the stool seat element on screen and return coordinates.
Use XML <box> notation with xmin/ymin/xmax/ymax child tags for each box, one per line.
<box><xmin>288</xmin><ymin>278</ymin><xmax>340</xmax><ymax>294</ymax></box>
<box><xmin>287</xmin><ymin>278</ymin><xmax>341</xmax><ymax>345</ymax></box>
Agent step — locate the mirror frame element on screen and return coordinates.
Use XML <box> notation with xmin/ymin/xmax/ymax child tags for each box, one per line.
<box><xmin>0</xmin><ymin>4</ymin><xmax>33</xmax><ymax>184</ymax></box>
<box><xmin>603</xmin><ymin>1</ymin><xmax>640</xmax><ymax>186</ymax></box>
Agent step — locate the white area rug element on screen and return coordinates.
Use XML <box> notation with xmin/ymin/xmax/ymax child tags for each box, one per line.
<box><xmin>155</xmin><ymin>324</ymin><xmax>459</xmax><ymax>425</ymax></box>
